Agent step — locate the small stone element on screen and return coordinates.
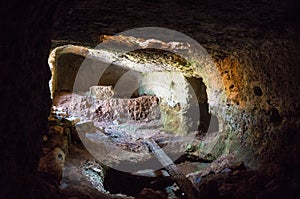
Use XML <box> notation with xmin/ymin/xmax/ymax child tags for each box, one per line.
<box><xmin>221</xmin><ymin>168</ymin><xmax>232</xmax><ymax>173</ymax></box>
<box><xmin>64</xmin><ymin>117</ymin><xmax>80</xmax><ymax>125</ymax></box>
<box><xmin>92</xmin><ymin>167</ymin><xmax>102</xmax><ymax>173</ymax></box>
<box><xmin>43</xmin><ymin>135</ymin><xmax>48</xmax><ymax>142</ymax></box>
<box><xmin>53</xmin><ymin>126</ymin><xmax>64</xmax><ymax>135</ymax></box>
<box><xmin>38</xmin><ymin>147</ymin><xmax>65</xmax><ymax>183</ymax></box>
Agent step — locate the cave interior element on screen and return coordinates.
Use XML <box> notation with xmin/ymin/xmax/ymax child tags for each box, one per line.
<box><xmin>1</xmin><ymin>0</ymin><xmax>299</xmax><ymax>199</ymax></box>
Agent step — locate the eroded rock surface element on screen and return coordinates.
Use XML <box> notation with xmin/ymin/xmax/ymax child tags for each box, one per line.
<box><xmin>51</xmin><ymin>0</ymin><xmax>300</xmax><ymax>176</ymax></box>
<box><xmin>53</xmin><ymin>92</ymin><xmax>160</xmax><ymax>123</ymax></box>
<box><xmin>3</xmin><ymin>0</ymin><xmax>299</xmax><ymax>198</ymax></box>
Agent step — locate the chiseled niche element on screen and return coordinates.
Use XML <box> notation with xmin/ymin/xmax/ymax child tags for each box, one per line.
<box><xmin>48</xmin><ymin>36</ymin><xmax>226</xmax><ymax>162</ymax></box>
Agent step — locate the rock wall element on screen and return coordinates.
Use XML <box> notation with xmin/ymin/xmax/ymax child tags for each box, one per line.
<box><xmin>49</xmin><ymin>36</ymin><xmax>299</xmax><ymax>175</ymax></box>
<box><xmin>49</xmin><ymin>47</ymin><xmax>134</xmax><ymax>96</ymax></box>
<box><xmin>217</xmin><ymin>40</ymin><xmax>300</xmax><ymax>171</ymax></box>
<box><xmin>50</xmin><ymin>0</ymin><xmax>300</xmax><ymax>176</ymax></box>
<box><xmin>0</xmin><ymin>0</ymin><xmax>59</xmax><ymax>198</ymax></box>
<box><xmin>140</xmin><ymin>71</ymin><xmax>202</xmax><ymax>134</ymax></box>
<box><xmin>1</xmin><ymin>0</ymin><xmax>299</xmax><ymax>197</ymax></box>
<box><xmin>53</xmin><ymin>92</ymin><xmax>160</xmax><ymax>124</ymax></box>
<box><xmin>50</xmin><ymin>46</ymin><xmax>214</xmax><ymax>135</ymax></box>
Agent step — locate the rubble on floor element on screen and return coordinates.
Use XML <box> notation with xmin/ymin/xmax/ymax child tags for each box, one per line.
<box><xmin>37</xmin><ymin>92</ymin><xmax>300</xmax><ymax>199</ymax></box>
<box><xmin>38</xmin><ymin>112</ymin><xmax>299</xmax><ymax>198</ymax></box>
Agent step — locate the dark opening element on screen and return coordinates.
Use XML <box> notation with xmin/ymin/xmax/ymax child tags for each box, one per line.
<box><xmin>104</xmin><ymin>169</ymin><xmax>173</xmax><ymax>196</ymax></box>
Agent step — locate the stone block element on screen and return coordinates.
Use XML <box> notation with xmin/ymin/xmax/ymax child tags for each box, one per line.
<box><xmin>87</xmin><ymin>86</ymin><xmax>114</xmax><ymax>99</ymax></box>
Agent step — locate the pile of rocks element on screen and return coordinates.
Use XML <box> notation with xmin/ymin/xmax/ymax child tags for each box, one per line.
<box><xmin>37</xmin><ymin>109</ymin><xmax>78</xmax><ymax>184</ymax></box>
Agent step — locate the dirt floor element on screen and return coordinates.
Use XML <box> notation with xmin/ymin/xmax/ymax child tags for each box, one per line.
<box><xmin>40</xmin><ymin>110</ymin><xmax>280</xmax><ymax>199</ymax></box>
<box><xmin>43</xmin><ymin>91</ymin><xmax>208</xmax><ymax>198</ymax></box>
<box><xmin>59</xmin><ymin>142</ymin><xmax>210</xmax><ymax>198</ymax></box>
<box><xmin>40</xmin><ymin>91</ymin><xmax>285</xmax><ymax>199</ymax></box>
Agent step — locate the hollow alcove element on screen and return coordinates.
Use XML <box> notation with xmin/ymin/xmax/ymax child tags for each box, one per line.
<box><xmin>44</xmin><ymin>38</ymin><xmax>223</xmax><ymax>197</ymax></box>
<box><xmin>2</xmin><ymin>0</ymin><xmax>299</xmax><ymax>199</ymax></box>
<box><xmin>41</xmin><ymin>18</ymin><xmax>300</xmax><ymax>199</ymax></box>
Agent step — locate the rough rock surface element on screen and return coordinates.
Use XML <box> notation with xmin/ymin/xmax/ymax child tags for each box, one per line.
<box><xmin>53</xmin><ymin>1</ymin><xmax>300</xmax><ymax>175</ymax></box>
<box><xmin>87</xmin><ymin>86</ymin><xmax>114</xmax><ymax>99</ymax></box>
<box><xmin>49</xmin><ymin>34</ymin><xmax>300</xmax><ymax>174</ymax></box>
<box><xmin>38</xmin><ymin>147</ymin><xmax>66</xmax><ymax>184</ymax></box>
<box><xmin>51</xmin><ymin>0</ymin><xmax>299</xmax><ymax>196</ymax></box>
<box><xmin>53</xmin><ymin>92</ymin><xmax>160</xmax><ymax>123</ymax></box>
<box><xmin>1</xmin><ymin>0</ymin><xmax>299</xmax><ymax>198</ymax></box>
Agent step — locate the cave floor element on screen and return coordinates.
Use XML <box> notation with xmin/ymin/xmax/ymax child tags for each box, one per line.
<box><xmin>38</xmin><ymin>106</ymin><xmax>284</xmax><ymax>199</ymax></box>
<box><xmin>52</xmin><ymin>91</ymin><xmax>204</xmax><ymax>166</ymax></box>
<box><xmin>59</xmin><ymin>139</ymin><xmax>207</xmax><ymax>198</ymax></box>
<box><xmin>38</xmin><ymin>92</ymin><xmax>288</xmax><ymax>198</ymax></box>
<box><xmin>43</xmin><ymin>94</ymin><xmax>208</xmax><ymax>198</ymax></box>
<box><xmin>59</xmin><ymin>143</ymin><xmax>120</xmax><ymax>198</ymax></box>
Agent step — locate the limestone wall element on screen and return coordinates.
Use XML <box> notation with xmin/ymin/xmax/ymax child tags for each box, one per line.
<box><xmin>1</xmin><ymin>1</ymin><xmax>299</xmax><ymax>197</ymax></box>
<box><xmin>139</xmin><ymin>71</ymin><xmax>199</xmax><ymax>134</ymax></box>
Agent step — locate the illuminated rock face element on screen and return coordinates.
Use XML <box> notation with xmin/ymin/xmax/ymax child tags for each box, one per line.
<box><xmin>1</xmin><ymin>0</ymin><xmax>299</xmax><ymax>197</ymax></box>
<box><xmin>49</xmin><ymin>42</ymin><xmax>212</xmax><ymax>135</ymax></box>
<box><xmin>49</xmin><ymin>27</ymin><xmax>300</xmax><ymax>171</ymax></box>
<box><xmin>140</xmin><ymin>71</ymin><xmax>198</xmax><ymax>134</ymax></box>
<box><xmin>87</xmin><ymin>86</ymin><xmax>114</xmax><ymax>99</ymax></box>
<box><xmin>53</xmin><ymin>92</ymin><xmax>160</xmax><ymax>123</ymax></box>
